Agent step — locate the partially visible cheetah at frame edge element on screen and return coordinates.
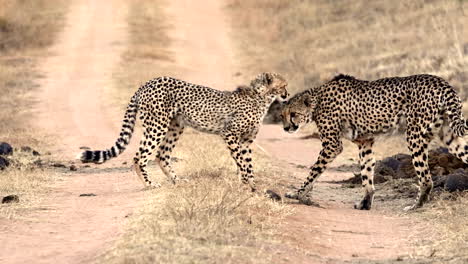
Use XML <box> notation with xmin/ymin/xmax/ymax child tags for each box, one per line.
<box><xmin>80</xmin><ymin>72</ymin><xmax>289</xmax><ymax>192</ymax></box>
<box><xmin>282</xmin><ymin>74</ymin><xmax>467</xmax><ymax>211</ymax></box>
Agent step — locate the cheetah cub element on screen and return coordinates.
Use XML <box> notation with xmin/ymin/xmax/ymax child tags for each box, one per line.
<box><xmin>282</xmin><ymin>74</ymin><xmax>467</xmax><ymax>210</ymax></box>
<box><xmin>81</xmin><ymin>73</ymin><xmax>288</xmax><ymax>191</ymax></box>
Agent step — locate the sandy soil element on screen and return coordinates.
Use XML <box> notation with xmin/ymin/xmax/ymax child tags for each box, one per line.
<box><xmin>0</xmin><ymin>0</ymin><xmax>421</xmax><ymax>263</ymax></box>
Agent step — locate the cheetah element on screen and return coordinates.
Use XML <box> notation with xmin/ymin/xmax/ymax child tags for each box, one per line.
<box><xmin>281</xmin><ymin>74</ymin><xmax>467</xmax><ymax>210</ymax></box>
<box><xmin>80</xmin><ymin>73</ymin><xmax>288</xmax><ymax>191</ymax></box>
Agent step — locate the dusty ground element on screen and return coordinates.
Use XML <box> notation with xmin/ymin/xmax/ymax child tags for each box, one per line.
<box><xmin>0</xmin><ymin>1</ymin><xmax>144</xmax><ymax>263</ymax></box>
<box><xmin>0</xmin><ymin>0</ymin><xmax>453</xmax><ymax>263</ymax></box>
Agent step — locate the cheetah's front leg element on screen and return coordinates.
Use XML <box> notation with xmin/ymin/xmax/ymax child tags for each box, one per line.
<box><xmin>354</xmin><ymin>139</ymin><xmax>376</xmax><ymax>210</ymax></box>
<box><xmin>223</xmin><ymin>133</ymin><xmax>256</xmax><ymax>192</ymax></box>
<box><xmin>286</xmin><ymin>137</ymin><xmax>343</xmax><ymax>205</ymax></box>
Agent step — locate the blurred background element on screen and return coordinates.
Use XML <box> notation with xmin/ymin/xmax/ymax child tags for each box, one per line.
<box><xmin>229</xmin><ymin>0</ymin><xmax>468</xmax><ymax>110</ymax></box>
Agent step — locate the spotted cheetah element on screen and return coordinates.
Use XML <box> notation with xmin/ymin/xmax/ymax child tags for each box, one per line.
<box><xmin>282</xmin><ymin>74</ymin><xmax>467</xmax><ymax>210</ymax></box>
<box><xmin>80</xmin><ymin>73</ymin><xmax>288</xmax><ymax>191</ymax></box>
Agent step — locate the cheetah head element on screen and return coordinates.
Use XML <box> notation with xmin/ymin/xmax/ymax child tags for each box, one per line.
<box><xmin>250</xmin><ymin>72</ymin><xmax>289</xmax><ymax>101</ymax></box>
<box><xmin>281</xmin><ymin>92</ymin><xmax>316</xmax><ymax>133</ymax></box>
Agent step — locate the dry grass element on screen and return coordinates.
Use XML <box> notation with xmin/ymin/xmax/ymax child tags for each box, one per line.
<box><xmin>0</xmin><ymin>0</ymin><xmax>67</xmax><ymax>141</ymax></box>
<box><xmin>0</xmin><ymin>150</ymin><xmax>60</xmax><ymax>219</ymax></box>
<box><xmin>228</xmin><ymin>0</ymin><xmax>467</xmax><ymax>96</ymax></box>
<box><xmin>104</xmin><ymin>131</ymin><xmax>290</xmax><ymax>264</ymax></box>
<box><xmin>0</xmin><ymin>0</ymin><xmax>67</xmax><ymax>218</ymax></box>
<box><xmin>104</xmin><ymin>1</ymin><xmax>291</xmax><ymax>262</ymax></box>
<box><xmin>415</xmin><ymin>192</ymin><xmax>468</xmax><ymax>261</ymax></box>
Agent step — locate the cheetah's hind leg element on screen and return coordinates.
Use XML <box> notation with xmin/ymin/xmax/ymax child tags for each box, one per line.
<box><xmin>156</xmin><ymin>117</ymin><xmax>185</xmax><ymax>184</ymax></box>
<box><xmin>134</xmin><ymin>116</ymin><xmax>170</xmax><ymax>189</ymax></box>
<box><xmin>354</xmin><ymin>139</ymin><xmax>376</xmax><ymax>210</ymax></box>
<box><xmin>404</xmin><ymin>122</ymin><xmax>435</xmax><ymax>211</ymax></box>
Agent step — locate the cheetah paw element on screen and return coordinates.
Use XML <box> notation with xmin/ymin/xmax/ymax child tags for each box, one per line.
<box><xmin>143</xmin><ymin>183</ymin><xmax>161</xmax><ymax>190</ymax></box>
<box><xmin>403</xmin><ymin>204</ymin><xmax>419</xmax><ymax>211</ymax></box>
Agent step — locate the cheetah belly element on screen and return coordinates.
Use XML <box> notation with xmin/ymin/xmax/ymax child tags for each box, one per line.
<box><xmin>342</xmin><ymin>111</ymin><xmax>407</xmax><ymax>141</ymax></box>
<box><xmin>181</xmin><ymin>115</ymin><xmax>227</xmax><ymax>134</ymax></box>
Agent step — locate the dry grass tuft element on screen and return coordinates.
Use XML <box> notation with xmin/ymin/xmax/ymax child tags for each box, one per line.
<box><xmin>0</xmin><ymin>150</ymin><xmax>60</xmax><ymax>219</ymax></box>
<box><xmin>415</xmin><ymin>192</ymin><xmax>468</xmax><ymax>261</ymax></box>
<box><xmin>104</xmin><ymin>130</ymin><xmax>290</xmax><ymax>263</ymax></box>
<box><xmin>105</xmin><ymin>172</ymin><xmax>287</xmax><ymax>263</ymax></box>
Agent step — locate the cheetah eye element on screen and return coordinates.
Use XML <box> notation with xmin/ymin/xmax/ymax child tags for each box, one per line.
<box><xmin>290</xmin><ymin>113</ymin><xmax>296</xmax><ymax>118</ymax></box>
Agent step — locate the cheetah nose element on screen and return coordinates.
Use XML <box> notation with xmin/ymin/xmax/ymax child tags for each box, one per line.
<box><xmin>283</xmin><ymin>126</ymin><xmax>290</xmax><ymax>132</ymax></box>
<box><xmin>281</xmin><ymin>94</ymin><xmax>287</xmax><ymax>99</ymax></box>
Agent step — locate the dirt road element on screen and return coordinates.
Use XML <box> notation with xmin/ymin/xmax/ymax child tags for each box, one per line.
<box><xmin>0</xmin><ymin>1</ymin><xmax>144</xmax><ymax>263</ymax></box>
<box><xmin>0</xmin><ymin>0</ymin><xmax>418</xmax><ymax>263</ymax></box>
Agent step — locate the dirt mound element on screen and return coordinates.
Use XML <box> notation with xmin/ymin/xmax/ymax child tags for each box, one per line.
<box><xmin>263</xmin><ymin>99</ymin><xmax>282</xmax><ymax>124</ymax></box>
<box><xmin>343</xmin><ymin>147</ymin><xmax>468</xmax><ymax>191</ymax></box>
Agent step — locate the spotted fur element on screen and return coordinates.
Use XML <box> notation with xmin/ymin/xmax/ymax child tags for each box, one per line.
<box><xmin>81</xmin><ymin>72</ymin><xmax>288</xmax><ymax>190</ymax></box>
<box><xmin>282</xmin><ymin>74</ymin><xmax>467</xmax><ymax>210</ymax></box>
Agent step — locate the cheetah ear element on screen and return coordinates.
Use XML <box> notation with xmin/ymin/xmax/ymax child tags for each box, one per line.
<box><xmin>262</xmin><ymin>72</ymin><xmax>274</xmax><ymax>86</ymax></box>
<box><xmin>304</xmin><ymin>96</ymin><xmax>313</xmax><ymax>108</ymax></box>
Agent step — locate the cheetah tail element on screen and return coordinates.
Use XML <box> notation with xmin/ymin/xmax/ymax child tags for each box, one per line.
<box><xmin>444</xmin><ymin>87</ymin><xmax>466</xmax><ymax>137</ymax></box>
<box><xmin>80</xmin><ymin>94</ymin><xmax>139</xmax><ymax>164</ymax></box>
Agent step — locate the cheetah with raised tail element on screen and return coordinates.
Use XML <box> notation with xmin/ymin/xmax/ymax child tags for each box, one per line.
<box><xmin>282</xmin><ymin>74</ymin><xmax>467</xmax><ymax>210</ymax></box>
<box><xmin>80</xmin><ymin>73</ymin><xmax>288</xmax><ymax>191</ymax></box>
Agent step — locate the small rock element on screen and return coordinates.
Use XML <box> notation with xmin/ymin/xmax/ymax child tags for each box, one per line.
<box><xmin>33</xmin><ymin>159</ymin><xmax>44</xmax><ymax>167</ymax></box>
<box><xmin>2</xmin><ymin>195</ymin><xmax>19</xmax><ymax>204</ymax></box>
<box><xmin>79</xmin><ymin>146</ymin><xmax>90</xmax><ymax>150</ymax></box>
<box><xmin>20</xmin><ymin>146</ymin><xmax>33</xmax><ymax>152</ymax></box>
<box><xmin>32</xmin><ymin>150</ymin><xmax>40</xmax><ymax>156</ymax></box>
<box><xmin>445</xmin><ymin>169</ymin><xmax>468</xmax><ymax>192</ymax></box>
<box><xmin>122</xmin><ymin>161</ymin><xmax>127</xmax><ymax>165</ymax></box>
<box><xmin>380</xmin><ymin>157</ymin><xmax>401</xmax><ymax>172</ymax></box>
<box><xmin>79</xmin><ymin>193</ymin><xmax>96</xmax><ymax>197</ymax></box>
<box><xmin>70</xmin><ymin>165</ymin><xmax>78</xmax><ymax>171</ymax></box>
<box><xmin>0</xmin><ymin>156</ymin><xmax>10</xmax><ymax>170</ymax></box>
<box><xmin>0</xmin><ymin>142</ymin><xmax>13</xmax><ymax>155</ymax></box>
<box><xmin>265</xmin><ymin>189</ymin><xmax>282</xmax><ymax>201</ymax></box>
<box><xmin>52</xmin><ymin>163</ymin><xmax>67</xmax><ymax>168</ymax></box>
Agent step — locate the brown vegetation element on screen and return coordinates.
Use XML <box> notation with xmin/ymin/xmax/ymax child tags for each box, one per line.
<box><xmin>228</xmin><ymin>0</ymin><xmax>467</xmax><ymax>96</ymax></box>
<box><xmin>0</xmin><ymin>0</ymin><xmax>67</xmax><ymax>218</ymax></box>
<box><xmin>0</xmin><ymin>0</ymin><xmax>66</xmax><ymax>143</ymax></box>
